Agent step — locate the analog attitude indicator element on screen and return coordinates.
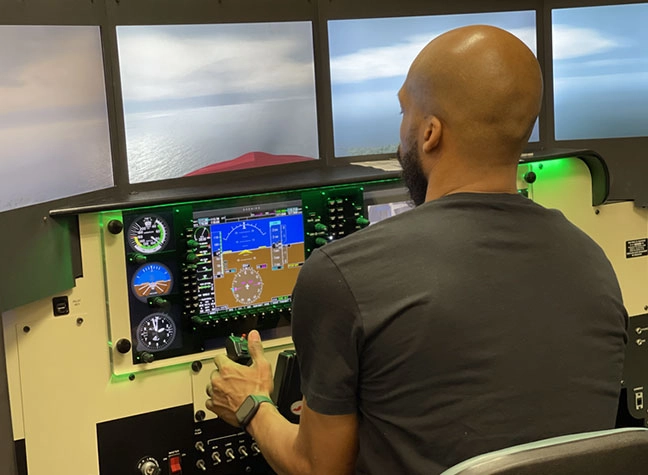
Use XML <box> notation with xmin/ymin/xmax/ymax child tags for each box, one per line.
<box><xmin>127</xmin><ymin>215</ymin><xmax>170</xmax><ymax>254</ymax></box>
<box><xmin>131</xmin><ymin>263</ymin><xmax>173</xmax><ymax>302</ymax></box>
<box><xmin>136</xmin><ymin>313</ymin><xmax>176</xmax><ymax>351</ymax></box>
<box><xmin>231</xmin><ymin>267</ymin><xmax>264</xmax><ymax>304</ymax></box>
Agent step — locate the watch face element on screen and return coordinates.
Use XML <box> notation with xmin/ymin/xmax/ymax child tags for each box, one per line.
<box><xmin>236</xmin><ymin>396</ymin><xmax>257</xmax><ymax>425</ymax></box>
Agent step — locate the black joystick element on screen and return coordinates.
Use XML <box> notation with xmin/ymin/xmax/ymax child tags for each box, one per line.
<box><xmin>226</xmin><ymin>335</ymin><xmax>252</xmax><ymax>366</ymax></box>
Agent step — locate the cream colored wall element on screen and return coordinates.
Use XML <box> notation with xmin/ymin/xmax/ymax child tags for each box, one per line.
<box><xmin>2</xmin><ymin>157</ymin><xmax>646</xmax><ymax>474</ymax></box>
<box><xmin>525</xmin><ymin>158</ymin><xmax>648</xmax><ymax>317</ymax></box>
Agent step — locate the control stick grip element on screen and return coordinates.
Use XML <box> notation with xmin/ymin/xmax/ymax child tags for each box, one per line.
<box><xmin>225</xmin><ymin>335</ymin><xmax>252</xmax><ymax>366</ymax></box>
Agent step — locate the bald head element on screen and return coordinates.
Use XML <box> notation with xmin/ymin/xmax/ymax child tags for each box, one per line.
<box><xmin>401</xmin><ymin>25</ymin><xmax>543</xmax><ymax>163</ymax></box>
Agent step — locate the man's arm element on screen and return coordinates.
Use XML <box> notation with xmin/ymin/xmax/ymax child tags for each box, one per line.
<box><xmin>206</xmin><ymin>330</ymin><xmax>358</xmax><ymax>475</ymax></box>
<box><xmin>247</xmin><ymin>397</ymin><xmax>358</xmax><ymax>475</ymax></box>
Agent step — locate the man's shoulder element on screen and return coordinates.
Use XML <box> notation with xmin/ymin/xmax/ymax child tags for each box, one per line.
<box><xmin>319</xmin><ymin>205</ymin><xmax>424</xmax><ymax>255</ymax></box>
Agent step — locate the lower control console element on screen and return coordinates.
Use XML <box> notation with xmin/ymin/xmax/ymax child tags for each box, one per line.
<box><xmin>97</xmin><ymin>405</ymin><xmax>273</xmax><ymax>474</ymax></box>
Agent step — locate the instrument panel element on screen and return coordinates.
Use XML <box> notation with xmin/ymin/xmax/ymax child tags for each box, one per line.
<box><xmin>102</xmin><ymin>180</ymin><xmax>408</xmax><ymax>374</ymax></box>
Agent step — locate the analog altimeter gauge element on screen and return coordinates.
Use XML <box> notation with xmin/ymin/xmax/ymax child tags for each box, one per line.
<box><xmin>136</xmin><ymin>313</ymin><xmax>176</xmax><ymax>351</ymax></box>
<box><xmin>127</xmin><ymin>215</ymin><xmax>170</xmax><ymax>254</ymax></box>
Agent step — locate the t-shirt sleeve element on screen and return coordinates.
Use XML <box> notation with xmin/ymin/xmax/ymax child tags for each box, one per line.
<box><xmin>291</xmin><ymin>248</ymin><xmax>363</xmax><ymax>415</ymax></box>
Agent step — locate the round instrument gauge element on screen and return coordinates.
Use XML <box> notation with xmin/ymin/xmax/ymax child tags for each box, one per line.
<box><xmin>127</xmin><ymin>215</ymin><xmax>170</xmax><ymax>254</ymax></box>
<box><xmin>231</xmin><ymin>267</ymin><xmax>264</xmax><ymax>305</ymax></box>
<box><xmin>131</xmin><ymin>263</ymin><xmax>173</xmax><ymax>302</ymax></box>
<box><xmin>136</xmin><ymin>313</ymin><xmax>176</xmax><ymax>351</ymax></box>
<box><xmin>194</xmin><ymin>226</ymin><xmax>210</xmax><ymax>244</ymax></box>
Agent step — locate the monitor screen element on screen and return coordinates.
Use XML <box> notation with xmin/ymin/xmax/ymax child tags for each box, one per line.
<box><xmin>328</xmin><ymin>11</ymin><xmax>538</xmax><ymax>157</ymax></box>
<box><xmin>117</xmin><ymin>22</ymin><xmax>319</xmax><ymax>184</ymax></box>
<box><xmin>192</xmin><ymin>201</ymin><xmax>305</xmax><ymax>316</ymax></box>
<box><xmin>0</xmin><ymin>26</ymin><xmax>113</xmax><ymax>213</ymax></box>
<box><xmin>552</xmin><ymin>3</ymin><xmax>648</xmax><ymax>140</ymax></box>
<box><xmin>368</xmin><ymin>201</ymin><xmax>413</xmax><ymax>224</ymax></box>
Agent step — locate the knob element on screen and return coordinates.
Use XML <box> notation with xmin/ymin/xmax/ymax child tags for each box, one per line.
<box><xmin>107</xmin><ymin>219</ymin><xmax>124</xmax><ymax>235</ymax></box>
<box><xmin>139</xmin><ymin>351</ymin><xmax>155</xmax><ymax>363</ymax></box>
<box><xmin>196</xmin><ymin>459</ymin><xmax>207</xmax><ymax>471</ymax></box>
<box><xmin>356</xmin><ymin>216</ymin><xmax>370</xmax><ymax>226</ymax></box>
<box><xmin>315</xmin><ymin>237</ymin><xmax>328</xmax><ymax>247</ymax></box>
<box><xmin>251</xmin><ymin>442</ymin><xmax>261</xmax><ymax>454</ymax></box>
<box><xmin>187</xmin><ymin>239</ymin><xmax>200</xmax><ymax>249</ymax></box>
<box><xmin>115</xmin><ymin>338</ymin><xmax>132</xmax><ymax>354</ymax></box>
<box><xmin>138</xmin><ymin>459</ymin><xmax>161</xmax><ymax>475</ymax></box>
<box><xmin>186</xmin><ymin>251</ymin><xmax>199</xmax><ymax>263</ymax></box>
<box><xmin>225</xmin><ymin>448</ymin><xmax>236</xmax><ymax>461</ymax></box>
<box><xmin>212</xmin><ymin>452</ymin><xmax>222</xmax><ymax>464</ymax></box>
<box><xmin>314</xmin><ymin>223</ymin><xmax>328</xmax><ymax>232</ymax></box>
<box><xmin>129</xmin><ymin>253</ymin><xmax>147</xmax><ymax>265</ymax></box>
<box><xmin>523</xmin><ymin>171</ymin><xmax>537</xmax><ymax>184</ymax></box>
<box><xmin>149</xmin><ymin>297</ymin><xmax>169</xmax><ymax>308</ymax></box>
<box><xmin>238</xmin><ymin>446</ymin><xmax>249</xmax><ymax>457</ymax></box>
<box><xmin>195</xmin><ymin>441</ymin><xmax>205</xmax><ymax>453</ymax></box>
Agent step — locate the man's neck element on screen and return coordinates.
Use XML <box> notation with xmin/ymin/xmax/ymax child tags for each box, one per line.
<box><xmin>424</xmin><ymin>162</ymin><xmax>519</xmax><ymax>202</ymax></box>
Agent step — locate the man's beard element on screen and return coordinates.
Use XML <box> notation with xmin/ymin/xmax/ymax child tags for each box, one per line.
<box><xmin>397</xmin><ymin>140</ymin><xmax>428</xmax><ymax>207</ymax></box>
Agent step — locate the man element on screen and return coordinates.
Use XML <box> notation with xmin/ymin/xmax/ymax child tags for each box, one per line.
<box><xmin>206</xmin><ymin>25</ymin><xmax>628</xmax><ymax>474</ymax></box>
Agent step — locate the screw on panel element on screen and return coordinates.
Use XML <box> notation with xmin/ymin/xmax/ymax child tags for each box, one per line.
<box><xmin>128</xmin><ymin>374</ymin><xmax>135</xmax><ymax>381</ymax></box>
<box><xmin>644</xmin><ymin>305</ymin><xmax>648</xmax><ymax>311</ymax></box>
<box><xmin>195</xmin><ymin>410</ymin><xmax>206</xmax><ymax>422</ymax></box>
<box><xmin>595</xmin><ymin>209</ymin><xmax>600</xmax><ymax>215</ymax></box>
<box><xmin>191</xmin><ymin>361</ymin><xmax>203</xmax><ymax>373</ymax></box>
<box><xmin>23</xmin><ymin>326</ymin><xmax>30</xmax><ymax>333</ymax></box>
<box><xmin>76</xmin><ymin>317</ymin><xmax>84</xmax><ymax>326</ymax></box>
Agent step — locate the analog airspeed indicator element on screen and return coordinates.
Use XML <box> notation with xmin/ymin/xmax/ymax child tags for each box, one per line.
<box><xmin>127</xmin><ymin>215</ymin><xmax>170</xmax><ymax>254</ymax></box>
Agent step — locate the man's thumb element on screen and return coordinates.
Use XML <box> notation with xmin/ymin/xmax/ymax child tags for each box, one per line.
<box><xmin>247</xmin><ymin>329</ymin><xmax>264</xmax><ymax>361</ymax></box>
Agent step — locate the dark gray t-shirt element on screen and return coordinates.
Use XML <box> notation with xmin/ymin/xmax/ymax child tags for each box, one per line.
<box><xmin>291</xmin><ymin>192</ymin><xmax>627</xmax><ymax>474</ymax></box>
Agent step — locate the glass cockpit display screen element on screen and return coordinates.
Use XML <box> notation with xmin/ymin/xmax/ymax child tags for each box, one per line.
<box><xmin>192</xmin><ymin>201</ymin><xmax>305</xmax><ymax>315</ymax></box>
<box><xmin>328</xmin><ymin>10</ymin><xmax>538</xmax><ymax>157</ymax></box>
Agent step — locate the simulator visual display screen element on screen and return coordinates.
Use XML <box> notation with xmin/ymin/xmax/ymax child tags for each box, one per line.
<box><xmin>192</xmin><ymin>201</ymin><xmax>305</xmax><ymax>316</ymax></box>
<box><xmin>368</xmin><ymin>201</ymin><xmax>413</xmax><ymax>224</ymax></box>
<box><xmin>552</xmin><ymin>3</ymin><xmax>648</xmax><ymax>140</ymax></box>
<box><xmin>117</xmin><ymin>22</ymin><xmax>319</xmax><ymax>184</ymax></box>
<box><xmin>328</xmin><ymin>11</ymin><xmax>538</xmax><ymax>157</ymax></box>
<box><xmin>0</xmin><ymin>26</ymin><xmax>113</xmax><ymax>212</ymax></box>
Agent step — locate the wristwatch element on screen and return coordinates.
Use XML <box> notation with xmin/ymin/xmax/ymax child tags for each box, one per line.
<box><xmin>236</xmin><ymin>394</ymin><xmax>275</xmax><ymax>429</ymax></box>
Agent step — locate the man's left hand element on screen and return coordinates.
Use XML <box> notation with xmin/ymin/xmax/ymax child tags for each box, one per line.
<box><xmin>205</xmin><ymin>330</ymin><xmax>274</xmax><ymax>427</ymax></box>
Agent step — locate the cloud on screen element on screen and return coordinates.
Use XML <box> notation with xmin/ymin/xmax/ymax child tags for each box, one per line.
<box><xmin>0</xmin><ymin>26</ymin><xmax>107</xmax><ymax>117</ymax></box>
<box><xmin>552</xmin><ymin>25</ymin><xmax>623</xmax><ymax>60</ymax></box>
<box><xmin>330</xmin><ymin>27</ymin><xmax>537</xmax><ymax>84</ymax></box>
<box><xmin>117</xmin><ymin>23</ymin><xmax>316</xmax><ymax>102</ymax></box>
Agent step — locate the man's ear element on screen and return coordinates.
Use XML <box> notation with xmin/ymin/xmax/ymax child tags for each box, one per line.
<box><xmin>422</xmin><ymin>116</ymin><xmax>442</xmax><ymax>154</ymax></box>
